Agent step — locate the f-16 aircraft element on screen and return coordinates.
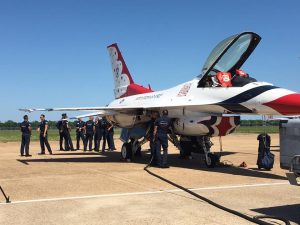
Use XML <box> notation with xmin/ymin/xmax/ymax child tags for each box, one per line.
<box><xmin>20</xmin><ymin>32</ymin><xmax>300</xmax><ymax>167</ymax></box>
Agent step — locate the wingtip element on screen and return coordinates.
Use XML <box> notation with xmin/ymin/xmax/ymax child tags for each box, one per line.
<box><xmin>18</xmin><ymin>108</ymin><xmax>33</xmax><ymax>113</ymax></box>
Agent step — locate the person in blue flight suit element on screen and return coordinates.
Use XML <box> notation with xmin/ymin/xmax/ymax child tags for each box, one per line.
<box><xmin>84</xmin><ymin>116</ymin><xmax>95</xmax><ymax>151</ymax></box>
<box><xmin>107</xmin><ymin>121</ymin><xmax>116</xmax><ymax>151</ymax></box>
<box><xmin>75</xmin><ymin>117</ymin><xmax>85</xmax><ymax>150</ymax></box>
<box><xmin>149</xmin><ymin>111</ymin><xmax>159</xmax><ymax>165</ymax></box>
<box><xmin>94</xmin><ymin>117</ymin><xmax>101</xmax><ymax>152</ymax></box>
<box><xmin>56</xmin><ymin>115</ymin><xmax>64</xmax><ymax>150</ymax></box>
<box><xmin>19</xmin><ymin>115</ymin><xmax>32</xmax><ymax>157</ymax></box>
<box><xmin>99</xmin><ymin>116</ymin><xmax>108</xmax><ymax>152</ymax></box>
<box><xmin>153</xmin><ymin>110</ymin><xmax>172</xmax><ymax>168</ymax></box>
<box><xmin>37</xmin><ymin>114</ymin><xmax>52</xmax><ymax>155</ymax></box>
<box><xmin>62</xmin><ymin>114</ymin><xmax>74</xmax><ymax>151</ymax></box>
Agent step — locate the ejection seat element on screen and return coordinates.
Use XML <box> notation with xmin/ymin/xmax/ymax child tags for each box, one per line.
<box><xmin>212</xmin><ymin>72</ymin><xmax>232</xmax><ymax>87</ymax></box>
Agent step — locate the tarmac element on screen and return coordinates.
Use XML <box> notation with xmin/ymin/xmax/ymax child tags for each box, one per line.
<box><xmin>0</xmin><ymin>134</ymin><xmax>300</xmax><ymax>225</ymax></box>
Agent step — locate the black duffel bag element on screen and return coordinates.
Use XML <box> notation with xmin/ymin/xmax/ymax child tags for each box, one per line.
<box><xmin>257</xmin><ymin>133</ymin><xmax>274</xmax><ymax>170</ymax></box>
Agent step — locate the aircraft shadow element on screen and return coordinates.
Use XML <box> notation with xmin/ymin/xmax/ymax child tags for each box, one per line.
<box><xmin>16</xmin><ymin>150</ymin><xmax>287</xmax><ymax>181</ymax></box>
<box><xmin>251</xmin><ymin>203</ymin><xmax>300</xmax><ymax>224</ymax></box>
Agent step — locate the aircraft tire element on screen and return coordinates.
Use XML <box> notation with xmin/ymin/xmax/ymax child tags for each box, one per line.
<box><xmin>132</xmin><ymin>140</ymin><xmax>142</xmax><ymax>157</ymax></box>
<box><xmin>121</xmin><ymin>143</ymin><xmax>132</xmax><ymax>160</ymax></box>
<box><xmin>205</xmin><ymin>153</ymin><xmax>219</xmax><ymax>168</ymax></box>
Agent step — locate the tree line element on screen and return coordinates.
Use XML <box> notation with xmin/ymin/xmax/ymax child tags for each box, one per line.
<box><xmin>0</xmin><ymin>119</ymin><xmax>280</xmax><ymax>130</ymax></box>
<box><xmin>0</xmin><ymin>120</ymin><xmax>76</xmax><ymax>130</ymax></box>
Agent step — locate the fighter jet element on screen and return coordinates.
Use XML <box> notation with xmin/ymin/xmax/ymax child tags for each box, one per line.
<box><xmin>20</xmin><ymin>32</ymin><xmax>300</xmax><ymax>167</ymax></box>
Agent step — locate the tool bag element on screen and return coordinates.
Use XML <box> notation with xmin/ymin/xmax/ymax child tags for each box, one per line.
<box><xmin>257</xmin><ymin>133</ymin><xmax>274</xmax><ymax>170</ymax></box>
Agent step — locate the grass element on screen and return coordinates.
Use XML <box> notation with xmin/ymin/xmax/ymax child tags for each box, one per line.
<box><xmin>0</xmin><ymin>126</ymin><xmax>278</xmax><ymax>142</ymax></box>
<box><xmin>235</xmin><ymin>126</ymin><xmax>279</xmax><ymax>134</ymax></box>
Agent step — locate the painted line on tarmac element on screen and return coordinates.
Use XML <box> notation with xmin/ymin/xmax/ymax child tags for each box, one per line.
<box><xmin>0</xmin><ymin>182</ymin><xmax>288</xmax><ymax>205</ymax></box>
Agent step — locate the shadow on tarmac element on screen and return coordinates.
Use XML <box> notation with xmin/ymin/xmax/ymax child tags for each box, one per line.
<box><xmin>16</xmin><ymin>149</ymin><xmax>287</xmax><ymax>181</ymax></box>
<box><xmin>252</xmin><ymin>203</ymin><xmax>300</xmax><ymax>224</ymax></box>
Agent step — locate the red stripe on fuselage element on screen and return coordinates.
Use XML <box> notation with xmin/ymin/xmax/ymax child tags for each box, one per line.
<box><xmin>263</xmin><ymin>93</ymin><xmax>300</xmax><ymax>115</ymax></box>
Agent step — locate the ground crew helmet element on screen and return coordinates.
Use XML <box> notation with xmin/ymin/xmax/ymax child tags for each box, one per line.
<box><xmin>162</xmin><ymin>110</ymin><xmax>168</xmax><ymax>116</ymax></box>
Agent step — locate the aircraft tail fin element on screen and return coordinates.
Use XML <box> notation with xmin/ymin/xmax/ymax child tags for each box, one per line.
<box><xmin>107</xmin><ymin>43</ymin><xmax>153</xmax><ymax>99</ymax></box>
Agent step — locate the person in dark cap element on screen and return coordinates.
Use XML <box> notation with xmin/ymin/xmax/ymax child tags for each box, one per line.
<box><xmin>149</xmin><ymin>111</ymin><xmax>159</xmax><ymax>165</ymax></box>
<box><xmin>19</xmin><ymin>115</ymin><xmax>32</xmax><ymax>157</ymax></box>
<box><xmin>56</xmin><ymin>114</ymin><xmax>64</xmax><ymax>150</ymax></box>
<box><xmin>94</xmin><ymin>117</ymin><xmax>101</xmax><ymax>152</ymax></box>
<box><xmin>37</xmin><ymin>114</ymin><xmax>52</xmax><ymax>155</ymax></box>
<box><xmin>62</xmin><ymin>113</ymin><xmax>74</xmax><ymax>151</ymax></box>
<box><xmin>84</xmin><ymin>116</ymin><xmax>95</xmax><ymax>151</ymax></box>
<box><xmin>153</xmin><ymin>110</ymin><xmax>172</xmax><ymax>168</ymax></box>
<box><xmin>107</xmin><ymin>121</ymin><xmax>116</xmax><ymax>151</ymax></box>
<box><xmin>75</xmin><ymin>117</ymin><xmax>85</xmax><ymax>150</ymax></box>
<box><xmin>99</xmin><ymin>116</ymin><xmax>109</xmax><ymax>152</ymax></box>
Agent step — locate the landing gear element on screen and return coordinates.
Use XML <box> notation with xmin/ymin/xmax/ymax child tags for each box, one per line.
<box><xmin>201</xmin><ymin>136</ymin><xmax>220</xmax><ymax>168</ymax></box>
<box><xmin>121</xmin><ymin>143</ymin><xmax>132</xmax><ymax>161</ymax></box>
<box><xmin>204</xmin><ymin>152</ymin><xmax>219</xmax><ymax>168</ymax></box>
<box><xmin>132</xmin><ymin>139</ymin><xmax>142</xmax><ymax>156</ymax></box>
<box><xmin>170</xmin><ymin>135</ymin><xmax>220</xmax><ymax>168</ymax></box>
<box><xmin>120</xmin><ymin>139</ymin><xmax>144</xmax><ymax>161</ymax></box>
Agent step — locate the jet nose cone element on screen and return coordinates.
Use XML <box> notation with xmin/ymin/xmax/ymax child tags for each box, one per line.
<box><xmin>264</xmin><ymin>93</ymin><xmax>300</xmax><ymax>115</ymax></box>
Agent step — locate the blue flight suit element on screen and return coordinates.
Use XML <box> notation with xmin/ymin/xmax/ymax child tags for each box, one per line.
<box><xmin>62</xmin><ymin>119</ymin><xmax>74</xmax><ymax>150</ymax></box>
<box><xmin>149</xmin><ymin>118</ymin><xmax>157</xmax><ymax>164</ymax></box>
<box><xmin>94</xmin><ymin>120</ymin><xmax>101</xmax><ymax>151</ymax></box>
<box><xmin>56</xmin><ymin>120</ymin><xmax>64</xmax><ymax>150</ymax></box>
<box><xmin>84</xmin><ymin>120</ymin><xmax>95</xmax><ymax>151</ymax></box>
<box><xmin>154</xmin><ymin>116</ymin><xmax>172</xmax><ymax>167</ymax></box>
<box><xmin>39</xmin><ymin>120</ymin><xmax>52</xmax><ymax>154</ymax></box>
<box><xmin>76</xmin><ymin>120</ymin><xmax>85</xmax><ymax>150</ymax></box>
<box><xmin>19</xmin><ymin>121</ymin><xmax>31</xmax><ymax>156</ymax></box>
<box><xmin>99</xmin><ymin>118</ymin><xmax>108</xmax><ymax>151</ymax></box>
<box><xmin>107</xmin><ymin>126</ymin><xmax>116</xmax><ymax>150</ymax></box>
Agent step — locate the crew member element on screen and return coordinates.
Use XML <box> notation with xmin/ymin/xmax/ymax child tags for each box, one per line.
<box><xmin>149</xmin><ymin>111</ymin><xmax>159</xmax><ymax>165</ymax></box>
<box><xmin>62</xmin><ymin>114</ymin><xmax>74</xmax><ymax>151</ymax></box>
<box><xmin>99</xmin><ymin>116</ymin><xmax>108</xmax><ymax>152</ymax></box>
<box><xmin>19</xmin><ymin>115</ymin><xmax>32</xmax><ymax>157</ymax></box>
<box><xmin>75</xmin><ymin>117</ymin><xmax>85</xmax><ymax>150</ymax></box>
<box><xmin>94</xmin><ymin>117</ymin><xmax>101</xmax><ymax>151</ymax></box>
<box><xmin>107</xmin><ymin>121</ymin><xmax>116</xmax><ymax>151</ymax></box>
<box><xmin>37</xmin><ymin>114</ymin><xmax>52</xmax><ymax>155</ymax></box>
<box><xmin>84</xmin><ymin>116</ymin><xmax>95</xmax><ymax>151</ymax></box>
<box><xmin>153</xmin><ymin>110</ymin><xmax>172</xmax><ymax>168</ymax></box>
<box><xmin>56</xmin><ymin>115</ymin><xmax>64</xmax><ymax>150</ymax></box>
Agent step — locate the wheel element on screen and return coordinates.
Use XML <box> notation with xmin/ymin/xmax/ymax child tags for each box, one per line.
<box><xmin>134</xmin><ymin>147</ymin><xmax>142</xmax><ymax>157</ymax></box>
<box><xmin>205</xmin><ymin>153</ymin><xmax>219</xmax><ymax>168</ymax></box>
<box><xmin>132</xmin><ymin>140</ymin><xmax>142</xmax><ymax>157</ymax></box>
<box><xmin>121</xmin><ymin>143</ymin><xmax>132</xmax><ymax>160</ymax></box>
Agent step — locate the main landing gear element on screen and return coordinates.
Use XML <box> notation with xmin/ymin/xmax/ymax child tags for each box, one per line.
<box><xmin>121</xmin><ymin>138</ymin><xmax>145</xmax><ymax>161</ymax></box>
<box><xmin>168</xmin><ymin>133</ymin><xmax>220</xmax><ymax>168</ymax></box>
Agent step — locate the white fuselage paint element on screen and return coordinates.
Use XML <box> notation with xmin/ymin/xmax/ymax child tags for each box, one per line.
<box><xmin>107</xmin><ymin>79</ymin><xmax>293</xmax><ymax>116</ymax></box>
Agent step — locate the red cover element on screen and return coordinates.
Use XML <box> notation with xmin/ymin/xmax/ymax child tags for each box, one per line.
<box><xmin>216</xmin><ymin>72</ymin><xmax>232</xmax><ymax>87</ymax></box>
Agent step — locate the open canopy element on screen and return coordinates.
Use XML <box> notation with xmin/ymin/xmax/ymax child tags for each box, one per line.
<box><xmin>198</xmin><ymin>32</ymin><xmax>261</xmax><ymax>83</ymax></box>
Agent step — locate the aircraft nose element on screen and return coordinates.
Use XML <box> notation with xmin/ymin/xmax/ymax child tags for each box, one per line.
<box><xmin>264</xmin><ymin>93</ymin><xmax>300</xmax><ymax>115</ymax></box>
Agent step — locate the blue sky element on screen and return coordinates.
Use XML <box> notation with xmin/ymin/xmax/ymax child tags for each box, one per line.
<box><xmin>1</xmin><ymin>0</ymin><xmax>300</xmax><ymax>122</ymax></box>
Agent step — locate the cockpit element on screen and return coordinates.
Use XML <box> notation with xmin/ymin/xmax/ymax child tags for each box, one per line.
<box><xmin>197</xmin><ymin>32</ymin><xmax>261</xmax><ymax>88</ymax></box>
<box><xmin>198</xmin><ymin>69</ymin><xmax>257</xmax><ymax>87</ymax></box>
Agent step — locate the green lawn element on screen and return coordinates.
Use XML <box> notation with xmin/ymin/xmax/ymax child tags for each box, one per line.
<box><xmin>235</xmin><ymin>126</ymin><xmax>279</xmax><ymax>134</ymax></box>
<box><xmin>0</xmin><ymin>126</ymin><xmax>278</xmax><ymax>142</ymax></box>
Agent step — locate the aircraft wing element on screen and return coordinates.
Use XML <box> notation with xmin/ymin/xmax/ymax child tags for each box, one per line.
<box><xmin>19</xmin><ymin>107</ymin><xmax>119</xmax><ymax>119</ymax></box>
<box><xmin>69</xmin><ymin>111</ymin><xmax>116</xmax><ymax>119</ymax></box>
<box><xmin>19</xmin><ymin>107</ymin><xmax>109</xmax><ymax>112</ymax></box>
